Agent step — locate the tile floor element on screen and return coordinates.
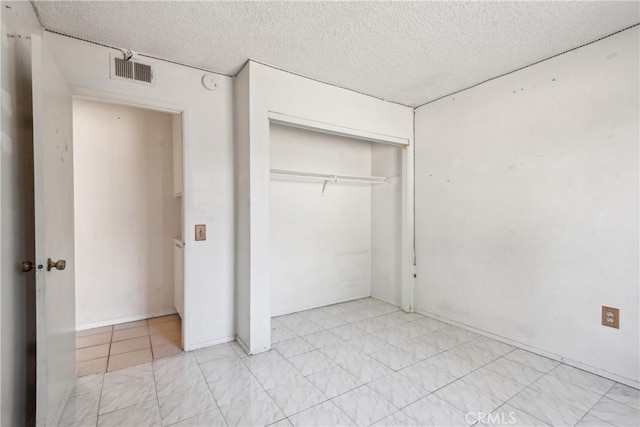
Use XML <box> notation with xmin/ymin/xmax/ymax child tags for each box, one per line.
<box><xmin>76</xmin><ymin>314</ymin><xmax>183</xmax><ymax>376</ymax></box>
<box><xmin>61</xmin><ymin>298</ymin><xmax>639</xmax><ymax>427</ymax></box>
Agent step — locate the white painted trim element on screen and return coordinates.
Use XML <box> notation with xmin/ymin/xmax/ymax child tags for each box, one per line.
<box><xmin>268</xmin><ymin>111</ymin><xmax>409</xmax><ymax>146</ymax></box>
<box><xmin>76</xmin><ymin>308</ymin><xmax>178</xmax><ymax>331</ymax></box>
<box><xmin>414</xmin><ymin>307</ymin><xmax>639</xmax><ymax>389</ymax></box>
<box><xmin>272</xmin><ymin>294</ymin><xmax>371</xmax><ymax>318</ymax></box>
<box><xmin>400</xmin><ymin>145</ymin><xmax>414</xmax><ymax>312</ymax></box>
<box><xmin>179</xmin><ymin>108</ymin><xmax>189</xmax><ymax>352</ymax></box>
<box><xmin>235</xmin><ymin>335</ymin><xmax>251</xmax><ymax>355</ymax></box>
<box><xmin>368</xmin><ymin>294</ymin><xmax>399</xmax><ymax>308</ymax></box>
<box><xmin>186</xmin><ymin>335</ymin><xmax>236</xmax><ymax>352</ymax></box>
<box><xmin>71</xmin><ymin>86</ymin><xmax>188</xmax><ymax>114</ymax></box>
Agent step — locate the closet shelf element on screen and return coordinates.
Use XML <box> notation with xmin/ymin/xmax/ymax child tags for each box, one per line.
<box><xmin>270</xmin><ymin>168</ymin><xmax>388</xmax><ymax>185</ymax></box>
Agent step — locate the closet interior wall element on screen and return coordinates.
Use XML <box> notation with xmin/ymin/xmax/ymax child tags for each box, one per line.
<box><xmin>269</xmin><ymin>124</ymin><xmax>402</xmax><ymax>316</ymax></box>
<box><xmin>371</xmin><ymin>144</ymin><xmax>403</xmax><ymax>306</ymax></box>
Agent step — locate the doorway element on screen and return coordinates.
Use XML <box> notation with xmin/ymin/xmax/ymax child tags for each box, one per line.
<box><xmin>71</xmin><ymin>99</ymin><xmax>185</xmax><ymax>375</ymax></box>
<box><xmin>269</xmin><ymin>124</ymin><xmax>404</xmax><ymax>317</ymax></box>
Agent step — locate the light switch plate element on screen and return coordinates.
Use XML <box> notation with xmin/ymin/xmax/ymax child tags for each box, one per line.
<box><xmin>195</xmin><ymin>224</ymin><xmax>206</xmax><ymax>241</ymax></box>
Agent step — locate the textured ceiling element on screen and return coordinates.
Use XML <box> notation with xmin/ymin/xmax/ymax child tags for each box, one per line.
<box><xmin>34</xmin><ymin>1</ymin><xmax>639</xmax><ymax>106</ymax></box>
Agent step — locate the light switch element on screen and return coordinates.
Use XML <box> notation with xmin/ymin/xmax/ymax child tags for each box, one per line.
<box><xmin>195</xmin><ymin>224</ymin><xmax>206</xmax><ymax>241</ymax></box>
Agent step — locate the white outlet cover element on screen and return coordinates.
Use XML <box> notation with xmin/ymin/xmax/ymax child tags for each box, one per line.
<box><xmin>202</xmin><ymin>74</ymin><xmax>218</xmax><ymax>91</ymax></box>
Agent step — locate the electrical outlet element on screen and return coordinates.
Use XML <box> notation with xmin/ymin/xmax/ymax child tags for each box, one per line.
<box><xmin>195</xmin><ymin>224</ymin><xmax>206</xmax><ymax>241</ymax></box>
<box><xmin>601</xmin><ymin>306</ymin><xmax>619</xmax><ymax>329</ymax></box>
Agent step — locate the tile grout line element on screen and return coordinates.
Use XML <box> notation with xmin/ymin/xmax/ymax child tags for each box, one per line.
<box><xmin>207</xmin><ymin>301</ymin><xmax>487</xmax><ymax>425</ymax></box>
<box><xmin>76</xmin><ymin>300</ymin><xmax>633</xmax><ymax>427</ymax></box>
<box><xmin>603</xmin><ymin>392</ymin><xmax>640</xmax><ymax>412</ymax></box>
<box><xmin>571</xmin><ymin>383</ymin><xmax>618</xmax><ymax>427</ymax></box>
<box><xmin>69</xmin><ymin>317</ymin><xmax>180</xmax><ymax>425</ymax></box>
<box><xmin>96</xmin><ymin>367</ymin><xmax>158</xmax><ymax>418</ymax></box>
<box><xmin>487</xmin><ymin>399</ymin><xmax>550</xmax><ymax>427</ymax></box>
<box><xmin>276</xmin><ymin>302</ymin><xmax>425</xmax><ymax>422</ymax></box>
<box><xmin>194</xmin><ymin>344</ymin><xmax>240</xmax><ymax>426</ymax></box>
<box><xmin>149</xmin><ymin>348</ymin><xmax>164</xmax><ymax>426</ymax></box>
<box><xmin>525</xmin><ymin>365</ymin><xmax>612</xmax><ymax>410</ymax></box>
<box><xmin>389</xmin><ymin>347</ymin><xmax>520</xmax><ymax>425</ymax></box>
<box><xmin>89</xmin><ymin>374</ymin><xmax>104</xmax><ymax>427</ymax></box>
<box><xmin>305</xmin><ymin>302</ymin><xmax>524</xmax><ymax>425</ymax></box>
<box><xmin>96</xmin><ymin>325</ymin><xmax>114</xmax><ymax>422</ymax></box>
<box><xmin>275</xmin><ymin>304</ymin><xmax>438</xmax><ymax>425</ymax></box>
<box><xmin>544</xmin><ymin>364</ymin><xmax>624</xmax><ymax>395</ymax></box>
<box><xmin>105</xmin><ymin>325</ymin><xmax>114</xmax><ymax>373</ymax></box>
<box><xmin>245</xmin><ymin>348</ymin><xmax>303</xmax><ymax>424</ymax></box>
<box><xmin>277</xmin><ymin>356</ymin><xmax>349</xmax><ymax>424</ymax></box>
<box><xmin>249</xmin><ymin>304</ymin><xmax>393</xmax><ymax>425</ymax></box>
<box><xmin>77</xmin><ymin>316</ymin><xmax>182</xmax><ymax>376</ymax></box>
<box><xmin>490</xmin><ymin>360</ymin><xmax>613</xmax><ymax>427</ymax></box>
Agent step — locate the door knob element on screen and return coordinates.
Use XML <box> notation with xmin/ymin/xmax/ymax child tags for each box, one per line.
<box><xmin>21</xmin><ymin>261</ymin><xmax>34</xmax><ymax>272</ymax></box>
<box><xmin>47</xmin><ymin>258</ymin><xmax>66</xmax><ymax>271</ymax></box>
<box><xmin>21</xmin><ymin>261</ymin><xmax>43</xmax><ymax>272</ymax></box>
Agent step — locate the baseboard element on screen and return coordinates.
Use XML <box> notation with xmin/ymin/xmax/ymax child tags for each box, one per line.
<box><xmin>76</xmin><ymin>308</ymin><xmax>178</xmax><ymax>331</ymax></box>
<box><xmin>414</xmin><ymin>307</ymin><xmax>639</xmax><ymax>389</ymax></box>
<box><xmin>236</xmin><ymin>335</ymin><xmax>250</xmax><ymax>354</ymax></box>
<box><xmin>186</xmin><ymin>335</ymin><xmax>236</xmax><ymax>352</ymax></box>
<box><xmin>370</xmin><ymin>293</ymin><xmax>401</xmax><ymax>308</ymax></box>
<box><xmin>272</xmin><ymin>294</ymin><xmax>372</xmax><ymax>317</ymax></box>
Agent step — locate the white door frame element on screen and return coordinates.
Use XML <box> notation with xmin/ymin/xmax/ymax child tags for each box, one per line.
<box><xmin>239</xmin><ymin>103</ymin><xmax>415</xmax><ymax>354</ymax></box>
<box><xmin>237</xmin><ymin>110</ymin><xmax>415</xmax><ymax>354</ymax></box>
<box><xmin>69</xmin><ymin>87</ymin><xmax>190</xmax><ymax>350</ymax></box>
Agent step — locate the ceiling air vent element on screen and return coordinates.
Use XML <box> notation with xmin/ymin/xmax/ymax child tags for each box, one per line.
<box><xmin>114</xmin><ymin>57</ymin><xmax>133</xmax><ymax>79</ymax></box>
<box><xmin>110</xmin><ymin>53</ymin><xmax>154</xmax><ymax>85</ymax></box>
<box><xmin>134</xmin><ymin>62</ymin><xmax>152</xmax><ymax>83</ymax></box>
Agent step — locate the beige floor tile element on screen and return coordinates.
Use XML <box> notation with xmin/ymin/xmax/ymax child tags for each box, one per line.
<box><xmin>113</xmin><ymin>320</ymin><xmax>148</xmax><ymax>331</ymax></box>
<box><xmin>112</xmin><ymin>325</ymin><xmax>149</xmax><ymax>342</ymax></box>
<box><xmin>148</xmin><ymin>319</ymin><xmax>181</xmax><ymax>335</ymax></box>
<box><xmin>77</xmin><ymin>332</ymin><xmax>112</xmax><ymax>349</ymax></box>
<box><xmin>150</xmin><ymin>329</ymin><xmax>181</xmax><ymax>347</ymax></box>
<box><xmin>76</xmin><ymin>326</ymin><xmax>113</xmax><ymax>337</ymax></box>
<box><xmin>77</xmin><ymin>344</ymin><xmax>110</xmax><ymax>362</ymax></box>
<box><xmin>148</xmin><ymin>314</ymin><xmax>179</xmax><ymax>325</ymax></box>
<box><xmin>110</xmin><ymin>336</ymin><xmax>151</xmax><ymax>356</ymax></box>
<box><xmin>152</xmin><ymin>342</ymin><xmax>183</xmax><ymax>359</ymax></box>
<box><xmin>107</xmin><ymin>348</ymin><xmax>152</xmax><ymax>372</ymax></box>
<box><xmin>77</xmin><ymin>357</ymin><xmax>108</xmax><ymax>376</ymax></box>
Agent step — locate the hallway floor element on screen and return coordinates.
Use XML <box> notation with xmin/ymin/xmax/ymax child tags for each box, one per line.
<box><xmin>61</xmin><ymin>298</ymin><xmax>639</xmax><ymax>426</ymax></box>
<box><xmin>76</xmin><ymin>314</ymin><xmax>183</xmax><ymax>375</ymax></box>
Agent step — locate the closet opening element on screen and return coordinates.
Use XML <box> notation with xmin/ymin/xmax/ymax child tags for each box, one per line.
<box><xmin>269</xmin><ymin>123</ymin><xmax>404</xmax><ymax>320</ymax></box>
<box><xmin>72</xmin><ymin>98</ymin><xmax>185</xmax><ymax>374</ymax></box>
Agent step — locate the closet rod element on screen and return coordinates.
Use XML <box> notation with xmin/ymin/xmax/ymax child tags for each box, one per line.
<box><xmin>270</xmin><ymin>168</ymin><xmax>387</xmax><ymax>184</ymax></box>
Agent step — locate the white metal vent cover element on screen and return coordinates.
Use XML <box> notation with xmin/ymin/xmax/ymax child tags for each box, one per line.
<box><xmin>109</xmin><ymin>53</ymin><xmax>154</xmax><ymax>85</ymax></box>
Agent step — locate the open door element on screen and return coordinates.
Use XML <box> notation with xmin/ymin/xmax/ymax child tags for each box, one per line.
<box><xmin>30</xmin><ymin>34</ymin><xmax>76</xmax><ymax>426</ymax></box>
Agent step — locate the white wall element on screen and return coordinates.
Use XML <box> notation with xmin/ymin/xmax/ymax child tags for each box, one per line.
<box><xmin>270</xmin><ymin>124</ymin><xmax>372</xmax><ymax>316</ymax></box>
<box><xmin>371</xmin><ymin>144</ymin><xmax>402</xmax><ymax>306</ymax></box>
<box><xmin>233</xmin><ymin>64</ymin><xmax>251</xmax><ymax>350</ymax></box>
<box><xmin>414</xmin><ymin>27</ymin><xmax>639</xmax><ymax>386</ymax></box>
<box><xmin>73</xmin><ymin>99</ymin><xmax>180</xmax><ymax>328</ymax></box>
<box><xmin>0</xmin><ymin>2</ymin><xmax>41</xmax><ymax>424</ymax></box>
<box><xmin>45</xmin><ymin>32</ymin><xmax>235</xmax><ymax>350</ymax></box>
<box><xmin>236</xmin><ymin>60</ymin><xmax>414</xmax><ymax>353</ymax></box>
